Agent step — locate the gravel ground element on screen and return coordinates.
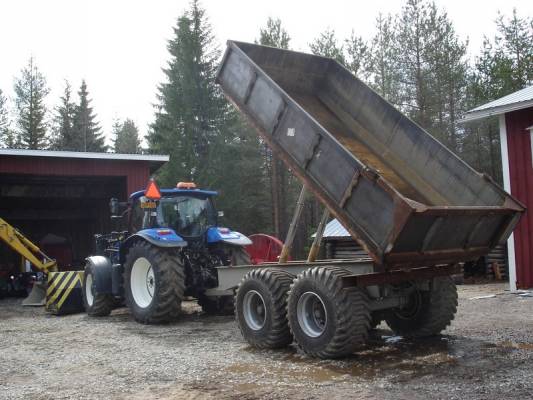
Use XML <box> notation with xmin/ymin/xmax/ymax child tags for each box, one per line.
<box><xmin>1</xmin><ymin>282</ymin><xmax>532</xmax><ymax>400</ymax></box>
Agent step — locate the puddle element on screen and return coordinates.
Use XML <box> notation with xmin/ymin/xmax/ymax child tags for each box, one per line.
<box><xmin>229</xmin><ymin>336</ymin><xmax>457</xmax><ymax>384</ymax></box>
<box><xmin>498</xmin><ymin>341</ymin><xmax>533</xmax><ymax>351</ymax></box>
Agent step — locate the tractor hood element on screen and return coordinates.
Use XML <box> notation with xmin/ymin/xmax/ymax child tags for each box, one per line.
<box><xmin>207</xmin><ymin>227</ymin><xmax>252</xmax><ymax>246</ymax></box>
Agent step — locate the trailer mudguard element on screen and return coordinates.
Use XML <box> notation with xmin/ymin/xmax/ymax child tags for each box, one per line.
<box><xmin>86</xmin><ymin>256</ymin><xmax>113</xmax><ymax>294</ymax></box>
<box><xmin>207</xmin><ymin>227</ymin><xmax>252</xmax><ymax>246</ymax></box>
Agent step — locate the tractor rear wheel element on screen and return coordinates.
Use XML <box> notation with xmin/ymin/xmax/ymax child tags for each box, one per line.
<box><xmin>124</xmin><ymin>241</ymin><xmax>185</xmax><ymax>324</ymax></box>
<box><xmin>235</xmin><ymin>268</ymin><xmax>293</xmax><ymax>349</ymax></box>
<box><xmin>385</xmin><ymin>276</ymin><xmax>458</xmax><ymax>337</ymax></box>
<box><xmin>287</xmin><ymin>266</ymin><xmax>371</xmax><ymax>359</ymax></box>
<box><xmin>83</xmin><ymin>263</ymin><xmax>114</xmax><ymax>317</ymax></box>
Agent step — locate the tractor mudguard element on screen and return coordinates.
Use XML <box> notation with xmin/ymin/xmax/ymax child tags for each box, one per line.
<box><xmin>207</xmin><ymin>227</ymin><xmax>252</xmax><ymax>246</ymax></box>
<box><xmin>86</xmin><ymin>256</ymin><xmax>113</xmax><ymax>294</ymax></box>
<box><xmin>119</xmin><ymin>229</ymin><xmax>187</xmax><ymax>264</ymax></box>
<box><xmin>132</xmin><ymin>229</ymin><xmax>187</xmax><ymax>248</ymax></box>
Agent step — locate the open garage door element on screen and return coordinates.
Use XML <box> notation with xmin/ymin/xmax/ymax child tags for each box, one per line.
<box><xmin>0</xmin><ymin>174</ymin><xmax>127</xmax><ymax>270</ymax></box>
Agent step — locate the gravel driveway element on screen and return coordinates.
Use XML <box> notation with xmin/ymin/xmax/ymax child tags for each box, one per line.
<box><xmin>1</xmin><ymin>283</ymin><xmax>532</xmax><ymax>399</ymax></box>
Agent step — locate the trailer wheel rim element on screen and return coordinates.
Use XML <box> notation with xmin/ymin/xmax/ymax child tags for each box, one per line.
<box><xmin>85</xmin><ymin>273</ymin><xmax>94</xmax><ymax>307</ymax></box>
<box><xmin>395</xmin><ymin>286</ymin><xmax>422</xmax><ymax>320</ymax></box>
<box><xmin>297</xmin><ymin>291</ymin><xmax>328</xmax><ymax>338</ymax></box>
<box><xmin>243</xmin><ymin>290</ymin><xmax>266</xmax><ymax>330</ymax></box>
<box><xmin>131</xmin><ymin>257</ymin><xmax>155</xmax><ymax>308</ymax></box>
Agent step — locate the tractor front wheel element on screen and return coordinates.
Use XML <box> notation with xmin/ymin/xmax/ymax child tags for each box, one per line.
<box><xmin>83</xmin><ymin>263</ymin><xmax>114</xmax><ymax>317</ymax></box>
<box><xmin>124</xmin><ymin>241</ymin><xmax>185</xmax><ymax>324</ymax></box>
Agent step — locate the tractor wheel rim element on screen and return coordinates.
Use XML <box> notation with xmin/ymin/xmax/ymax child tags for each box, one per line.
<box><xmin>131</xmin><ymin>257</ymin><xmax>154</xmax><ymax>308</ymax></box>
<box><xmin>297</xmin><ymin>291</ymin><xmax>327</xmax><ymax>338</ymax></box>
<box><xmin>243</xmin><ymin>290</ymin><xmax>266</xmax><ymax>331</ymax></box>
<box><xmin>85</xmin><ymin>273</ymin><xmax>94</xmax><ymax>307</ymax></box>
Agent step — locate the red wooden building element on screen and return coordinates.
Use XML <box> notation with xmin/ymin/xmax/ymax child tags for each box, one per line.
<box><xmin>0</xmin><ymin>149</ymin><xmax>168</xmax><ymax>268</ymax></box>
<box><xmin>463</xmin><ymin>85</ymin><xmax>533</xmax><ymax>290</ymax></box>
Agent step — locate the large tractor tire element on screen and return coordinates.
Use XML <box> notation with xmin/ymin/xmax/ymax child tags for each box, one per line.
<box><xmin>124</xmin><ymin>241</ymin><xmax>185</xmax><ymax>324</ymax></box>
<box><xmin>235</xmin><ymin>268</ymin><xmax>293</xmax><ymax>349</ymax></box>
<box><xmin>385</xmin><ymin>276</ymin><xmax>458</xmax><ymax>337</ymax></box>
<box><xmin>200</xmin><ymin>246</ymin><xmax>252</xmax><ymax>316</ymax></box>
<box><xmin>83</xmin><ymin>263</ymin><xmax>114</xmax><ymax>317</ymax></box>
<box><xmin>287</xmin><ymin>266</ymin><xmax>371</xmax><ymax>359</ymax></box>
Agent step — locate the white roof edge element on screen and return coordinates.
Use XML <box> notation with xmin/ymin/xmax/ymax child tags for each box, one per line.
<box><xmin>0</xmin><ymin>148</ymin><xmax>169</xmax><ymax>162</ymax></box>
<box><xmin>460</xmin><ymin>99</ymin><xmax>533</xmax><ymax>123</ymax></box>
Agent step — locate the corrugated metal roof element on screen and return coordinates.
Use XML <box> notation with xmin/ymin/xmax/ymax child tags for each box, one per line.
<box><xmin>462</xmin><ymin>85</ymin><xmax>533</xmax><ymax>122</ymax></box>
<box><xmin>0</xmin><ymin>148</ymin><xmax>169</xmax><ymax>162</ymax></box>
<box><xmin>313</xmin><ymin>218</ymin><xmax>350</xmax><ymax>238</ymax></box>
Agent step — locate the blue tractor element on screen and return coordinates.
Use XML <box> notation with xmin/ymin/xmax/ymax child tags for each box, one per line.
<box><xmin>82</xmin><ymin>180</ymin><xmax>251</xmax><ymax>323</ymax></box>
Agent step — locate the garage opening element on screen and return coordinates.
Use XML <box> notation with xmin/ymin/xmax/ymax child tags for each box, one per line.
<box><xmin>0</xmin><ymin>174</ymin><xmax>127</xmax><ymax>269</ymax></box>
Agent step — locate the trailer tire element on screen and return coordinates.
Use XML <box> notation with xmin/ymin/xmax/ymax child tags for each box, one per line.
<box><xmin>83</xmin><ymin>264</ymin><xmax>114</xmax><ymax>317</ymax></box>
<box><xmin>385</xmin><ymin>276</ymin><xmax>458</xmax><ymax>337</ymax></box>
<box><xmin>235</xmin><ymin>268</ymin><xmax>293</xmax><ymax>349</ymax></box>
<box><xmin>124</xmin><ymin>241</ymin><xmax>185</xmax><ymax>324</ymax></box>
<box><xmin>287</xmin><ymin>266</ymin><xmax>371</xmax><ymax>359</ymax></box>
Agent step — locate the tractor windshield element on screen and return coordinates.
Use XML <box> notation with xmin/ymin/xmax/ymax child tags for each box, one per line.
<box><xmin>156</xmin><ymin>196</ymin><xmax>216</xmax><ymax>237</ymax></box>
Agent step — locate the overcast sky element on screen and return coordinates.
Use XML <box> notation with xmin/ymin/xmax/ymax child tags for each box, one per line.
<box><xmin>0</xmin><ymin>0</ymin><xmax>531</xmax><ymax>146</ymax></box>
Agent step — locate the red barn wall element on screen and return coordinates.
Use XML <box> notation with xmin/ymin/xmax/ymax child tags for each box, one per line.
<box><xmin>0</xmin><ymin>156</ymin><xmax>150</xmax><ymax>197</ymax></box>
<box><xmin>506</xmin><ymin>107</ymin><xmax>533</xmax><ymax>289</ymax></box>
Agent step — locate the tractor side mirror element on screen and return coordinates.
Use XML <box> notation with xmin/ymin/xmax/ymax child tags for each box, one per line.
<box><xmin>110</xmin><ymin>198</ymin><xmax>120</xmax><ymax>216</ymax></box>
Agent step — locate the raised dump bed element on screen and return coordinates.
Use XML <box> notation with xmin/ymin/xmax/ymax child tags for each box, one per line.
<box><xmin>217</xmin><ymin>41</ymin><xmax>524</xmax><ymax>268</ymax></box>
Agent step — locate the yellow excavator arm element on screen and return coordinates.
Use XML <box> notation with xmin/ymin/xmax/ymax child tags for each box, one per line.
<box><xmin>0</xmin><ymin>217</ymin><xmax>58</xmax><ymax>273</ymax></box>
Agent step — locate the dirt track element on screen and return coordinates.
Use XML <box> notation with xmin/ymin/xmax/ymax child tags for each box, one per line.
<box><xmin>1</xmin><ymin>283</ymin><xmax>533</xmax><ymax>400</ymax></box>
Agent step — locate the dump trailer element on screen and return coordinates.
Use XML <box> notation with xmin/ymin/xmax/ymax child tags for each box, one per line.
<box><xmin>211</xmin><ymin>41</ymin><xmax>525</xmax><ymax>358</ymax></box>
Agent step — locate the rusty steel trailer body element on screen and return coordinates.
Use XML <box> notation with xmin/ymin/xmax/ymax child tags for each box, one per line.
<box><xmin>215</xmin><ymin>41</ymin><xmax>524</xmax><ymax>270</ymax></box>
<box><xmin>214</xmin><ymin>41</ymin><xmax>524</xmax><ymax>358</ymax></box>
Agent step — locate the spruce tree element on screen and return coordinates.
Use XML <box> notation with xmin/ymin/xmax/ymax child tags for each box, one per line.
<box><xmin>113</xmin><ymin>118</ymin><xmax>141</xmax><ymax>154</ymax></box>
<box><xmin>149</xmin><ymin>0</ymin><xmax>229</xmax><ymax>185</ymax></box>
<box><xmin>52</xmin><ymin>81</ymin><xmax>76</xmax><ymax>150</ymax></box>
<box><xmin>0</xmin><ymin>89</ymin><xmax>15</xmax><ymax>148</ymax></box>
<box><xmin>149</xmin><ymin>1</ymin><xmax>272</xmax><ymax>236</ymax></box>
<box><xmin>72</xmin><ymin>80</ymin><xmax>106</xmax><ymax>152</ymax></box>
<box><xmin>13</xmin><ymin>57</ymin><xmax>50</xmax><ymax>149</ymax></box>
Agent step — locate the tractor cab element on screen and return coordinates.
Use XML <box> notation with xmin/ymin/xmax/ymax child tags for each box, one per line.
<box><xmin>129</xmin><ymin>181</ymin><xmax>218</xmax><ymax>240</ymax></box>
<box><xmin>125</xmin><ymin>180</ymin><xmax>250</xmax><ymax>247</ymax></box>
